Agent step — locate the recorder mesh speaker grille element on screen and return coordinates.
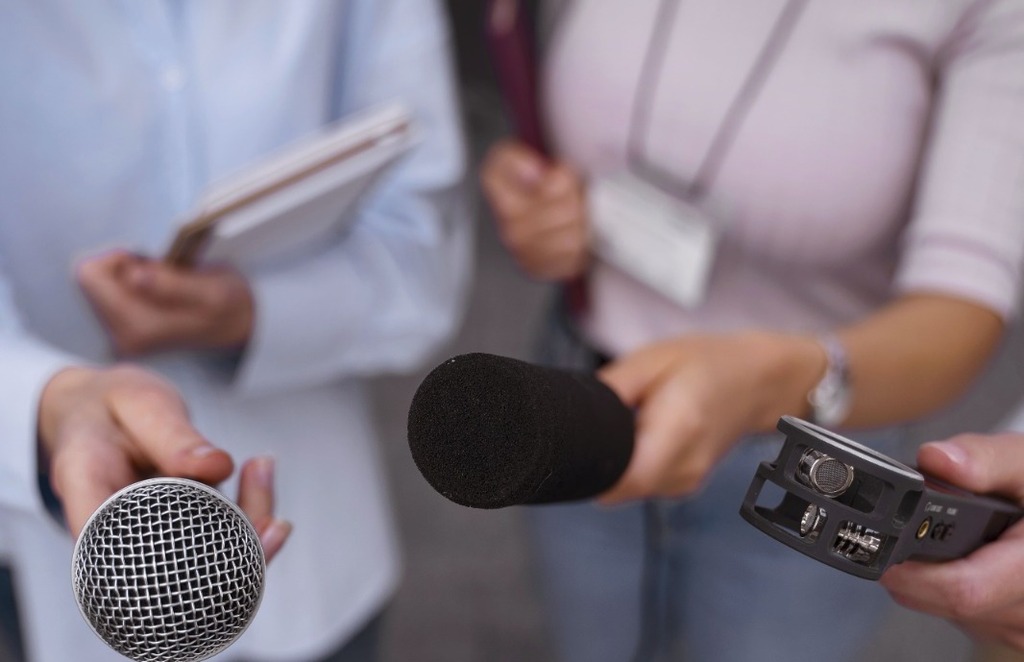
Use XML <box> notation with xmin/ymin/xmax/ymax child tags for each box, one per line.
<box><xmin>71</xmin><ymin>479</ymin><xmax>265</xmax><ymax>662</ymax></box>
<box><xmin>812</xmin><ymin>458</ymin><xmax>853</xmax><ymax>495</ymax></box>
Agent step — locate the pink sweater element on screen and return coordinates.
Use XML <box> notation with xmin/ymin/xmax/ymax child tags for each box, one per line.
<box><xmin>544</xmin><ymin>0</ymin><xmax>1024</xmax><ymax>357</ymax></box>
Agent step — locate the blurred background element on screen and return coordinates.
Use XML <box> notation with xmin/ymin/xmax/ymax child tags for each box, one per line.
<box><xmin>367</xmin><ymin>3</ymin><xmax>1024</xmax><ymax>662</ymax></box>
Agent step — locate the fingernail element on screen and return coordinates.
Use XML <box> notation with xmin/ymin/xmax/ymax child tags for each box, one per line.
<box><xmin>261</xmin><ymin>519</ymin><xmax>292</xmax><ymax>552</ymax></box>
<box><xmin>515</xmin><ymin>159</ymin><xmax>544</xmax><ymax>185</ymax></box>
<box><xmin>924</xmin><ymin>441</ymin><xmax>968</xmax><ymax>466</ymax></box>
<box><xmin>190</xmin><ymin>445</ymin><xmax>219</xmax><ymax>459</ymax></box>
<box><xmin>255</xmin><ymin>456</ymin><xmax>275</xmax><ymax>488</ymax></box>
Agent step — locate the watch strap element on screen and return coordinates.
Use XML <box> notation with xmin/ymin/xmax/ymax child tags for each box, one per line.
<box><xmin>807</xmin><ymin>334</ymin><xmax>852</xmax><ymax>428</ymax></box>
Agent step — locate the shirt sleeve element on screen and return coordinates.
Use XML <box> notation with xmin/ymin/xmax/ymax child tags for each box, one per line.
<box><xmin>0</xmin><ymin>268</ymin><xmax>79</xmax><ymax>515</ymax></box>
<box><xmin>233</xmin><ymin>0</ymin><xmax>471</xmax><ymax>396</ymax></box>
<box><xmin>893</xmin><ymin>0</ymin><xmax>1024</xmax><ymax>319</ymax></box>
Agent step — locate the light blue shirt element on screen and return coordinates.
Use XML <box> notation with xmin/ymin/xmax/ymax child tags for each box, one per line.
<box><xmin>0</xmin><ymin>1</ymin><xmax>469</xmax><ymax>660</ymax></box>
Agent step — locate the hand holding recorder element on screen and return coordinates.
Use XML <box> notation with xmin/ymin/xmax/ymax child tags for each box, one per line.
<box><xmin>880</xmin><ymin>433</ymin><xmax>1024</xmax><ymax>650</ymax></box>
<box><xmin>741</xmin><ymin>417</ymin><xmax>1023</xmax><ymax>580</ymax></box>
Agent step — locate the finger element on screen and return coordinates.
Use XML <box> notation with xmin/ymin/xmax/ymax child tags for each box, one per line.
<box><xmin>108</xmin><ymin>369</ymin><xmax>233</xmax><ymax>484</ymax></box>
<box><xmin>76</xmin><ymin>250</ymin><xmax>136</xmax><ymax>281</ymax></box>
<box><xmin>486</xmin><ymin>140</ymin><xmax>546</xmax><ymax>190</ymax></box>
<box><xmin>77</xmin><ymin>253</ymin><xmax>163</xmax><ymax>355</ymax></box>
<box><xmin>482</xmin><ymin>143</ymin><xmax>549</xmax><ymax>221</ymax></box>
<box><xmin>76</xmin><ymin>252</ymin><xmax>139</xmax><ymax>317</ymax></box>
<box><xmin>881</xmin><ymin>520</ymin><xmax>1024</xmax><ymax>620</ymax></box>
<box><xmin>513</xmin><ymin>229</ymin><xmax>591</xmax><ymax>281</ymax></box>
<box><xmin>122</xmin><ymin>260</ymin><xmax>216</xmax><ymax>308</ymax></box>
<box><xmin>501</xmin><ymin>195</ymin><xmax>584</xmax><ymax>250</ymax></box>
<box><xmin>236</xmin><ymin>457</ymin><xmax>291</xmax><ymax>562</ymax></box>
<box><xmin>918</xmin><ymin>434</ymin><xmax>1024</xmax><ymax>503</ymax></box>
<box><xmin>600</xmin><ymin>378</ymin><xmax>703</xmax><ymax>504</ymax></box>
<box><xmin>237</xmin><ymin>456</ymin><xmax>275</xmax><ymax>528</ymax></box>
<box><xmin>484</xmin><ymin>173</ymin><xmax>541</xmax><ymax>228</ymax></box>
<box><xmin>542</xmin><ymin>162</ymin><xmax>582</xmax><ymax>199</ymax></box>
<box><xmin>598</xmin><ymin>343</ymin><xmax>678</xmax><ymax>407</ymax></box>
<box><xmin>529</xmin><ymin>188</ymin><xmax>587</xmax><ymax>235</ymax></box>
<box><xmin>259</xmin><ymin>520</ymin><xmax>292</xmax><ymax>563</ymax></box>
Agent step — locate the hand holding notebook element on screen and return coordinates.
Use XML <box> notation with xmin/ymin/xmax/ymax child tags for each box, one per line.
<box><xmin>165</xmin><ymin>103</ymin><xmax>416</xmax><ymax>269</ymax></box>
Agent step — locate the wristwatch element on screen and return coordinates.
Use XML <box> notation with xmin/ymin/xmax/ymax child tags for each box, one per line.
<box><xmin>807</xmin><ymin>334</ymin><xmax>852</xmax><ymax>428</ymax></box>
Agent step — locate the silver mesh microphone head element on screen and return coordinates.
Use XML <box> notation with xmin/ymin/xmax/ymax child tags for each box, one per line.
<box><xmin>71</xmin><ymin>478</ymin><xmax>265</xmax><ymax>662</ymax></box>
<box><xmin>796</xmin><ymin>450</ymin><xmax>855</xmax><ymax>498</ymax></box>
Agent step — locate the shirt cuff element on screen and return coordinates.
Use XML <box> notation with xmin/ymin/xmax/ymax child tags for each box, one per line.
<box><xmin>0</xmin><ymin>339</ymin><xmax>79</xmax><ymax>516</ymax></box>
<box><xmin>231</xmin><ymin>248</ymin><xmax>372</xmax><ymax>396</ymax></box>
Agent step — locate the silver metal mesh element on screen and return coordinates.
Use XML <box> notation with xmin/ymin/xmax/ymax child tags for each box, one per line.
<box><xmin>810</xmin><ymin>457</ymin><xmax>853</xmax><ymax>495</ymax></box>
<box><xmin>797</xmin><ymin>450</ymin><xmax>854</xmax><ymax>497</ymax></box>
<box><xmin>71</xmin><ymin>478</ymin><xmax>265</xmax><ymax>662</ymax></box>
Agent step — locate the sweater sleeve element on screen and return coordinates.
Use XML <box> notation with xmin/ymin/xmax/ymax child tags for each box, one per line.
<box><xmin>894</xmin><ymin>0</ymin><xmax>1024</xmax><ymax>319</ymax></box>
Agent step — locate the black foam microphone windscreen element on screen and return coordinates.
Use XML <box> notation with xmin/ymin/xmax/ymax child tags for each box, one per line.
<box><xmin>72</xmin><ymin>478</ymin><xmax>264</xmax><ymax>662</ymax></box>
<box><xmin>407</xmin><ymin>352</ymin><xmax>634</xmax><ymax>508</ymax></box>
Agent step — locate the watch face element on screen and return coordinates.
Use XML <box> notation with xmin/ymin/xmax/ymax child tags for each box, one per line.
<box><xmin>809</xmin><ymin>336</ymin><xmax>852</xmax><ymax>428</ymax></box>
<box><xmin>809</xmin><ymin>373</ymin><xmax>851</xmax><ymax>428</ymax></box>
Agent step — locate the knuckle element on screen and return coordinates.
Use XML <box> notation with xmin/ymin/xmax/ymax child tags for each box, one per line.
<box><xmin>107</xmin><ymin>365</ymin><xmax>166</xmax><ymax>402</ymax></box>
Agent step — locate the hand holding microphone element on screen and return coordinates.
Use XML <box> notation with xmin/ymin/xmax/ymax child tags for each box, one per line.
<box><xmin>408</xmin><ymin>334</ymin><xmax>822</xmax><ymax>507</ymax></box>
<box><xmin>38</xmin><ymin>364</ymin><xmax>291</xmax><ymax>557</ymax></box>
<box><xmin>39</xmin><ymin>364</ymin><xmax>292</xmax><ymax>660</ymax></box>
<box><xmin>596</xmin><ymin>333</ymin><xmax>824</xmax><ymax>503</ymax></box>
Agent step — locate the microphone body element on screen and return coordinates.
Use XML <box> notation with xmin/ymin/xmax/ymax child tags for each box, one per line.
<box><xmin>71</xmin><ymin>478</ymin><xmax>265</xmax><ymax>662</ymax></box>
<box><xmin>407</xmin><ymin>353</ymin><xmax>634</xmax><ymax>508</ymax></box>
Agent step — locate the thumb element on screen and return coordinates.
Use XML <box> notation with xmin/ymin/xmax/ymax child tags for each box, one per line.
<box><xmin>109</xmin><ymin>370</ymin><xmax>234</xmax><ymax>484</ymax></box>
<box><xmin>918</xmin><ymin>433</ymin><xmax>1024</xmax><ymax>504</ymax></box>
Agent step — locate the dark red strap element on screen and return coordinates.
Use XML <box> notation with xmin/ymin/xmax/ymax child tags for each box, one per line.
<box><xmin>485</xmin><ymin>0</ymin><xmax>590</xmax><ymax>314</ymax></box>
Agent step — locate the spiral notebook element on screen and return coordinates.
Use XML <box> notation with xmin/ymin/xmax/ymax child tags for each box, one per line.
<box><xmin>165</xmin><ymin>103</ymin><xmax>416</xmax><ymax>269</ymax></box>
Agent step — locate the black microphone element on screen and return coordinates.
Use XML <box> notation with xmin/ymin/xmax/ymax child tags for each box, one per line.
<box><xmin>407</xmin><ymin>352</ymin><xmax>634</xmax><ymax>508</ymax></box>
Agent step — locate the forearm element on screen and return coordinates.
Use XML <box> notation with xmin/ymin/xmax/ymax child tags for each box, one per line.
<box><xmin>838</xmin><ymin>294</ymin><xmax>1003</xmax><ymax>427</ymax></box>
<box><xmin>236</xmin><ymin>192</ymin><xmax>471</xmax><ymax>395</ymax></box>
<box><xmin>752</xmin><ymin>294</ymin><xmax>1004</xmax><ymax>431</ymax></box>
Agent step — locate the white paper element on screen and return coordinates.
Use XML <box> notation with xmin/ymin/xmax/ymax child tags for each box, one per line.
<box><xmin>588</xmin><ymin>173</ymin><xmax>718</xmax><ymax>309</ymax></box>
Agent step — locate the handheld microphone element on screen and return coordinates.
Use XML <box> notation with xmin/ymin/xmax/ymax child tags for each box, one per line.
<box><xmin>741</xmin><ymin>416</ymin><xmax>1024</xmax><ymax>580</ymax></box>
<box><xmin>71</xmin><ymin>478</ymin><xmax>265</xmax><ymax>662</ymax></box>
<box><xmin>407</xmin><ymin>352</ymin><xmax>634</xmax><ymax>508</ymax></box>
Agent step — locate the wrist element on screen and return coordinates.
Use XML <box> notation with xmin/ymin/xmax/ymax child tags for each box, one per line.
<box><xmin>744</xmin><ymin>331</ymin><xmax>828</xmax><ymax>431</ymax></box>
<box><xmin>37</xmin><ymin>366</ymin><xmax>97</xmax><ymax>457</ymax></box>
